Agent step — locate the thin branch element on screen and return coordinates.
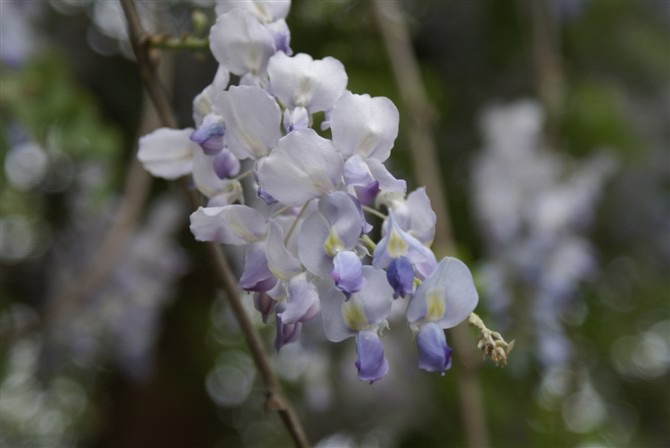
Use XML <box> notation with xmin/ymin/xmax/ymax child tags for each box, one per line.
<box><xmin>372</xmin><ymin>2</ymin><xmax>490</xmax><ymax>447</ymax></box>
<box><xmin>527</xmin><ymin>0</ymin><xmax>565</xmax><ymax>149</ymax></box>
<box><xmin>119</xmin><ymin>2</ymin><xmax>309</xmax><ymax>447</ymax></box>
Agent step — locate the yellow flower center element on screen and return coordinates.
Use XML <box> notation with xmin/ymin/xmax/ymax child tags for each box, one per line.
<box><xmin>387</xmin><ymin>227</ymin><xmax>408</xmax><ymax>258</ymax></box>
<box><xmin>324</xmin><ymin>228</ymin><xmax>344</xmax><ymax>257</ymax></box>
<box><xmin>425</xmin><ymin>288</ymin><xmax>445</xmax><ymax>322</ymax></box>
<box><xmin>342</xmin><ymin>298</ymin><xmax>368</xmax><ymax>331</ymax></box>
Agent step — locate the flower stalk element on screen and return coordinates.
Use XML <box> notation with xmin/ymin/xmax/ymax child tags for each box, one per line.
<box><xmin>120</xmin><ymin>2</ymin><xmax>310</xmax><ymax>447</ymax></box>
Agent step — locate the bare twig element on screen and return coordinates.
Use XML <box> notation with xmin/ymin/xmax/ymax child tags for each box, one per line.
<box><xmin>119</xmin><ymin>2</ymin><xmax>309</xmax><ymax>447</ymax></box>
<box><xmin>372</xmin><ymin>2</ymin><xmax>492</xmax><ymax>447</ymax></box>
<box><xmin>527</xmin><ymin>0</ymin><xmax>565</xmax><ymax>149</ymax></box>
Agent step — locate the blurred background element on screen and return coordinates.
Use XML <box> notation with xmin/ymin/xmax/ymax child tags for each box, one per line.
<box><xmin>0</xmin><ymin>0</ymin><xmax>668</xmax><ymax>447</ymax></box>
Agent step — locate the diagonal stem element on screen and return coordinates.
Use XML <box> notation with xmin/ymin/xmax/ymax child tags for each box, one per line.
<box><xmin>119</xmin><ymin>2</ymin><xmax>309</xmax><ymax>447</ymax></box>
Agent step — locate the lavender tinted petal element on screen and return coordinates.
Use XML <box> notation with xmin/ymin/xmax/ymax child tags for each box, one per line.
<box><xmin>254</xmin><ymin>292</ymin><xmax>276</xmax><ymax>324</ymax></box>
<box><xmin>416</xmin><ymin>322</ymin><xmax>452</xmax><ymax>374</ymax></box>
<box><xmin>274</xmin><ymin>304</ymin><xmax>302</xmax><ymax>351</ymax></box>
<box><xmin>240</xmin><ymin>243</ymin><xmax>277</xmax><ymax>292</ymax></box>
<box><xmin>190</xmin><ymin>114</ymin><xmax>225</xmax><ymax>155</ymax></box>
<box><xmin>355</xmin><ymin>330</ymin><xmax>389</xmax><ymax>383</ymax></box>
<box><xmin>213</xmin><ymin>149</ymin><xmax>240</xmax><ymax>179</ymax></box>
<box><xmin>278</xmin><ymin>274</ymin><xmax>320</xmax><ymax>324</ymax></box>
<box><xmin>386</xmin><ymin>256</ymin><xmax>414</xmax><ymax>299</ymax></box>
<box><xmin>332</xmin><ymin>250</ymin><xmax>365</xmax><ymax>295</ymax></box>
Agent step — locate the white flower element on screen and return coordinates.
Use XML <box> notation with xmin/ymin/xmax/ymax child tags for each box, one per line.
<box><xmin>137</xmin><ymin>128</ymin><xmax>196</xmax><ymax>180</ymax></box>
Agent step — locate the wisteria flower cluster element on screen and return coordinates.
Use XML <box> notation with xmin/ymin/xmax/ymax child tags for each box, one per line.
<box><xmin>137</xmin><ymin>0</ymin><xmax>478</xmax><ymax>383</ymax></box>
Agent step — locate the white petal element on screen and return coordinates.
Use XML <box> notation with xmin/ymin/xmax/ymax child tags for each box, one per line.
<box><xmin>213</xmin><ymin>65</ymin><xmax>230</xmax><ymax>91</ymax></box>
<box><xmin>330</xmin><ymin>92</ymin><xmax>399</xmax><ymax>162</ymax></box>
<box><xmin>210</xmin><ymin>9</ymin><xmax>275</xmax><ymax>76</ymax></box>
<box><xmin>191</xmin><ymin>66</ymin><xmax>231</xmax><ymax>127</ymax></box>
<box><xmin>138</xmin><ymin>128</ymin><xmax>195</xmax><ymax>179</ymax></box>
<box><xmin>357</xmin><ymin>266</ymin><xmax>394</xmax><ymax>325</ymax></box>
<box><xmin>321</xmin><ymin>287</ymin><xmax>355</xmax><ymax>342</ymax></box>
<box><xmin>215</xmin><ymin>0</ymin><xmax>291</xmax><ymax>23</ymax></box>
<box><xmin>268</xmin><ymin>52</ymin><xmax>347</xmax><ymax>112</ymax></box>
<box><xmin>207</xmin><ymin>180</ymin><xmax>243</xmax><ymax>207</ymax></box>
<box><xmin>265</xmin><ymin>220</ymin><xmax>303</xmax><ymax>280</ymax></box>
<box><xmin>215</xmin><ymin>85</ymin><xmax>281</xmax><ymax>160</ymax></box>
<box><xmin>283</xmin><ymin>106</ymin><xmax>310</xmax><ymax>133</ymax></box>
<box><xmin>297</xmin><ymin>212</ymin><xmax>332</xmax><ymax>276</ymax></box>
<box><xmin>366</xmin><ymin>159</ymin><xmax>406</xmax><ymax>193</ymax></box>
<box><xmin>343</xmin><ymin>155</ymin><xmax>375</xmax><ymax>187</ymax></box>
<box><xmin>193</xmin><ymin>86</ymin><xmax>214</xmax><ymax>127</ymax></box>
<box><xmin>257</xmin><ymin>128</ymin><xmax>343</xmax><ymax>206</ymax></box>
<box><xmin>406</xmin><ymin>187</ymin><xmax>436</xmax><ymax>245</ymax></box>
<box><xmin>318</xmin><ymin>191</ymin><xmax>362</xmax><ymax>249</ymax></box>
<box><xmin>406</xmin><ymin>257</ymin><xmax>478</xmax><ymax>329</ymax></box>
<box><xmin>189</xmin><ymin>205</ymin><xmax>267</xmax><ymax>245</ymax></box>
<box><xmin>192</xmin><ymin>147</ymin><xmax>228</xmax><ymax>197</ymax></box>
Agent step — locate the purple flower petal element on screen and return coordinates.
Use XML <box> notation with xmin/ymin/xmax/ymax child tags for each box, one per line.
<box><xmin>240</xmin><ymin>243</ymin><xmax>277</xmax><ymax>292</ymax></box>
<box><xmin>274</xmin><ymin>304</ymin><xmax>302</xmax><ymax>352</ymax></box>
<box><xmin>386</xmin><ymin>256</ymin><xmax>414</xmax><ymax>299</ymax></box>
<box><xmin>254</xmin><ymin>292</ymin><xmax>275</xmax><ymax>324</ymax></box>
<box><xmin>406</xmin><ymin>257</ymin><xmax>479</xmax><ymax>329</ymax></box>
<box><xmin>416</xmin><ymin>322</ymin><xmax>452</xmax><ymax>374</ymax></box>
<box><xmin>373</xmin><ymin>210</ymin><xmax>437</xmax><ymax>279</ymax></box>
<box><xmin>332</xmin><ymin>250</ymin><xmax>365</xmax><ymax>295</ymax></box>
<box><xmin>213</xmin><ymin>149</ymin><xmax>240</xmax><ymax>179</ymax></box>
<box><xmin>278</xmin><ymin>273</ymin><xmax>320</xmax><ymax>324</ymax></box>
<box><xmin>265</xmin><ymin>18</ymin><xmax>292</xmax><ymax>55</ymax></box>
<box><xmin>355</xmin><ymin>330</ymin><xmax>389</xmax><ymax>383</ymax></box>
<box><xmin>190</xmin><ymin>114</ymin><xmax>225</xmax><ymax>155</ymax></box>
<box><xmin>354</xmin><ymin>181</ymin><xmax>380</xmax><ymax>206</ymax></box>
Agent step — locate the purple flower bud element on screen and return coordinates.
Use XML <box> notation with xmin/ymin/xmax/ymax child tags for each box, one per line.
<box><xmin>213</xmin><ymin>149</ymin><xmax>240</xmax><ymax>179</ymax></box>
<box><xmin>254</xmin><ymin>292</ymin><xmax>275</xmax><ymax>324</ymax></box>
<box><xmin>416</xmin><ymin>322</ymin><xmax>452</xmax><ymax>374</ymax></box>
<box><xmin>332</xmin><ymin>250</ymin><xmax>365</xmax><ymax>296</ymax></box>
<box><xmin>190</xmin><ymin>114</ymin><xmax>225</xmax><ymax>155</ymax></box>
<box><xmin>355</xmin><ymin>330</ymin><xmax>389</xmax><ymax>383</ymax></box>
<box><xmin>386</xmin><ymin>256</ymin><xmax>414</xmax><ymax>299</ymax></box>
<box><xmin>274</xmin><ymin>304</ymin><xmax>302</xmax><ymax>351</ymax></box>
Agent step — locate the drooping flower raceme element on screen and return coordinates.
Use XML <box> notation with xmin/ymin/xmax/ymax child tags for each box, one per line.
<box><xmin>136</xmin><ymin>0</ymin><xmax>480</xmax><ymax>382</ymax></box>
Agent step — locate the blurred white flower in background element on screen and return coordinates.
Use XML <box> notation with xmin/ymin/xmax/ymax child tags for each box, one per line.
<box><xmin>472</xmin><ymin>99</ymin><xmax>616</xmax><ymax>368</ymax></box>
